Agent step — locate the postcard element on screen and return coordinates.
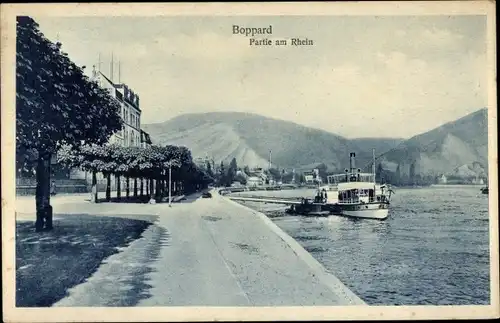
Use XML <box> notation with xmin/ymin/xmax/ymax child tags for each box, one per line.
<box><xmin>1</xmin><ymin>1</ymin><xmax>498</xmax><ymax>322</ymax></box>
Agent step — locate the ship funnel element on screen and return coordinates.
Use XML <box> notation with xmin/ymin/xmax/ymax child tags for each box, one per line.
<box><xmin>349</xmin><ymin>152</ymin><xmax>356</xmax><ymax>172</ymax></box>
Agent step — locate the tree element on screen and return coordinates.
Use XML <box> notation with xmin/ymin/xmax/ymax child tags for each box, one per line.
<box><xmin>316</xmin><ymin>163</ymin><xmax>328</xmax><ymax>182</ymax></box>
<box><xmin>218</xmin><ymin>161</ymin><xmax>226</xmax><ymax>187</ymax></box>
<box><xmin>409</xmin><ymin>162</ymin><xmax>416</xmax><ymax>186</ymax></box>
<box><xmin>17</xmin><ymin>17</ymin><xmax>122</xmax><ymax>231</ymax></box>
<box><xmin>281</xmin><ymin>170</ymin><xmax>294</xmax><ymax>184</ymax></box>
<box><xmin>16</xmin><ymin>147</ymin><xmax>38</xmax><ymax>178</ymax></box>
<box><xmin>268</xmin><ymin>168</ymin><xmax>281</xmax><ymax>180</ymax></box>
<box><xmin>227</xmin><ymin>158</ymin><xmax>238</xmax><ymax>185</ymax></box>
<box><xmin>205</xmin><ymin>160</ymin><xmax>214</xmax><ymax>179</ymax></box>
<box><xmin>298</xmin><ymin>173</ymin><xmax>306</xmax><ymax>184</ymax></box>
<box><xmin>234</xmin><ymin>173</ymin><xmax>247</xmax><ymax>185</ymax></box>
<box><xmin>58</xmin><ymin>144</ymin><xmax>121</xmax><ymax>203</ymax></box>
<box><xmin>395</xmin><ymin>164</ymin><xmax>401</xmax><ymax>185</ymax></box>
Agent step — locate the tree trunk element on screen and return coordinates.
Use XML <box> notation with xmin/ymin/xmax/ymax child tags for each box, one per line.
<box><xmin>91</xmin><ymin>171</ymin><xmax>98</xmax><ymax>203</ymax></box>
<box><xmin>149</xmin><ymin>178</ymin><xmax>155</xmax><ymax>202</ymax></box>
<box><xmin>140</xmin><ymin>178</ymin><xmax>144</xmax><ymax>196</ymax></box>
<box><xmin>146</xmin><ymin>178</ymin><xmax>149</xmax><ymax>196</ymax></box>
<box><xmin>116</xmin><ymin>175</ymin><xmax>121</xmax><ymax>199</ymax></box>
<box><xmin>35</xmin><ymin>152</ymin><xmax>52</xmax><ymax>232</ymax></box>
<box><xmin>106</xmin><ymin>173</ymin><xmax>111</xmax><ymax>201</ymax></box>
<box><xmin>155</xmin><ymin>179</ymin><xmax>161</xmax><ymax>200</ymax></box>
<box><xmin>126</xmin><ymin>176</ymin><xmax>130</xmax><ymax>198</ymax></box>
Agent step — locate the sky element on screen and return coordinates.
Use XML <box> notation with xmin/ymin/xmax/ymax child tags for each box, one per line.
<box><xmin>34</xmin><ymin>15</ymin><xmax>488</xmax><ymax>139</ymax></box>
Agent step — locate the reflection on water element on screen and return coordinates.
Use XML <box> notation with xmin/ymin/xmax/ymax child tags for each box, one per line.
<box><xmin>234</xmin><ymin>187</ymin><xmax>490</xmax><ymax>305</ymax></box>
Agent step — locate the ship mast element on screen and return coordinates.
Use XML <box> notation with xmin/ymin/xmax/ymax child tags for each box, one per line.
<box><xmin>372</xmin><ymin>148</ymin><xmax>376</xmax><ymax>191</ymax></box>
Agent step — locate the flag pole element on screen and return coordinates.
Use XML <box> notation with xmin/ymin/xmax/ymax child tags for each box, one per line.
<box><xmin>373</xmin><ymin>149</ymin><xmax>376</xmax><ymax>196</ymax></box>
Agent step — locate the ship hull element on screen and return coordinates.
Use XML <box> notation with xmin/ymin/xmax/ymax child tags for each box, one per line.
<box><xmin>339</xmin><ymin>203</ymin><xmax>390</xmax><ymax>220</ymax></box>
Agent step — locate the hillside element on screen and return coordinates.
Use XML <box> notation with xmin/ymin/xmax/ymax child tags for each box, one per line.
<box><xmin>374</xmin><ymin>108</ymin><xmax>488</xmax><ymax>183</ymax></box>
<box><xmin>351</xmin><ymin>138</ymin><xmax>404</xmax><ymax>156</ymax></box>
<box><xmin>142</xmin><ymin>109</ymin><xmax>488</xmax><ymax>181</ymax></box>
<box><xmin>142</xmin><ymin>112</ymin><xmax>398</xmax><ymax>171</ymax></box>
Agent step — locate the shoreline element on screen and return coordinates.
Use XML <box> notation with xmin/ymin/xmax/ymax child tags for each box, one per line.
<box><xmin>220</xmin><ymin>192</ymin><xmax>365</xmax><ymax>305</ymax></box>
<box><xmin>39</xmin><ymin>191</ymin><xmax>365</xmax><ymax>306</ymax></box>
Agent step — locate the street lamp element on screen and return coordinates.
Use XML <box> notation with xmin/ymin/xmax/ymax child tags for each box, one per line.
<box><xmin>166</xmin><ymin>160</ymin><xmax>180</xmax><ymax>207</ymax></box>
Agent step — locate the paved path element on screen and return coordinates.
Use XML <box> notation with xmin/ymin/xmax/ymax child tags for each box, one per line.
<box><xmin>46</xmin><ymin>191</ymin><xmax>364</xmax><ymax>306</ymax></box>
<box><xmin>15</xmin><ymin>192</ymin><xmax>183</xmax><ymax>220</ymax></box>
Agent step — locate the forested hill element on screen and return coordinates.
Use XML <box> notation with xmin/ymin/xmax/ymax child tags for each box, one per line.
<box><xmin>142</xmin><ymin>112</ymin><xmax>402</xmax><ymax>171</ymax></box>
<box><xmin>143</xmin><ymin>109</ymin><xmax>488</xmax><ymax>184</ymax></box>
<box><xmin>373</xmin><ymin>108</ymin><xmax>488</xmax><ymax>184</ymax></box>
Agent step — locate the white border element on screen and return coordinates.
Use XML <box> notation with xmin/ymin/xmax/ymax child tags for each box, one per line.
<box><xmin>1</xmin><ymin>2</ymin><xmax>498</xmax><ymax>322</ymax></box>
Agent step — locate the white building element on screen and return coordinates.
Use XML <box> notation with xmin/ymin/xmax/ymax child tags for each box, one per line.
<box><xmin>91</xmin><ymin>69</ymin><xmax>148</xmax><ymax>148</ymax></box>
<box><xmin>438</xmin><ymin>174</ymin><xmax>448</xmax><ymax>184</ymax></box>
<box><xmin>303</xmin><ymin>171</ymin><xmax>315</xmax><ymax>184</ymax></box>
<box><xmin>248</xmin><ymin>167</ymin><xmax>268</xmax><ymax>186</ymax></box>
<box><xmin>69</xmin><ymin>69</ymin><xmax>152</xmax><ymax>190</ymax></box>
<box><xmin>247</xmin><ymin>176</ymin><xmax>263</xmax><ymax>187</ymax></box>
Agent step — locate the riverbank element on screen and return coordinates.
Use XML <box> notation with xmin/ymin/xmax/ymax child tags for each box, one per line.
<box><xmin>39</xmin><ymin>190</ymin><xmax>364</xmax><ymax>306</ymax></box>
<box><xmin>230</xmin><ymin>186</ymin><xmax>491</xmax><ymax>305</ymax></box>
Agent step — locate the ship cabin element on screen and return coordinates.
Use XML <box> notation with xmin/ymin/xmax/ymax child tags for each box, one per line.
<box><xmin>327</xmin><ymin>172</ymin><xmax>375</xmax><ymax>185</ymax></box>
<box><xmin>326</xmin><ymin>173</ymin><xmax>377</xmax><ymax>204</ymax></box>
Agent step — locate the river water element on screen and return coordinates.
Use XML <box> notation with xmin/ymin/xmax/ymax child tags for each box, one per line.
<box><xmin>232</xmin><ymin>186</ymin><xmax>490</xmax><ymax>305</ymax></box>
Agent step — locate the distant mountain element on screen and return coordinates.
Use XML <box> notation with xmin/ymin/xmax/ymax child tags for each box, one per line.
<box><xmin>374</xmin><ymin>108</ymin><xmax>488</xmax><ymax>183</ymax></box>
<box><xmin>350</xmin><ymin>138</ymin><xmax>404</xmax><ymax>156</ymax></box>
<box><xmin>142</xmin><ymin>109</ymin><xmax>488</xmax><ymax>181</ymax></box>
<box><xmin>142</xmin><ymin>112</ymin><xmax>400</xmax><ymax>171</ymax></box>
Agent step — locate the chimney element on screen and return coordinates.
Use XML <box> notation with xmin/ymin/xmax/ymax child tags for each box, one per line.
<box><xmin>349</xmin><ymin>153</ymin><xmax>356</xmax><ymax>173</ymax></box>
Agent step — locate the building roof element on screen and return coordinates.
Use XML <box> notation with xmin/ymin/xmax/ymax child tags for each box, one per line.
<box><xmin>95</xmin><ymin>71</ymin><xmax>142</xmax><ymax>111</ymax></box>
<box><xmin>140</xmin><ymin>129</ymin><xmax>152</xmax><ymax>144</ymax></box>
<box><xmin>97</xmin><ymin>71</ymin><xmax>115</xmax><ymax>86</ymax></box>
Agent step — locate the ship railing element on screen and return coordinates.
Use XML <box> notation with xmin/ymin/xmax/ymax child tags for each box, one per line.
<box><xmin>339</xmin><ymin>197</ymin><xmax>380</xmax><ymax>204</ymax></box>
<box><xmin>338</xmin><ymin>199</ymin><xmax>360</xmax><ymax>204</ymax></box>
<box><xmin>327</xmin><ymin>173</ymin><xmax>375</xmax><ymax>184</ymax></box>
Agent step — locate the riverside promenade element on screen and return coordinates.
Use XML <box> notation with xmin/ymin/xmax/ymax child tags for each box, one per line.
<box><xmin>16</xmin><ymin>191</ymin><xmax>364</xmax><ymax>306</ymax></box>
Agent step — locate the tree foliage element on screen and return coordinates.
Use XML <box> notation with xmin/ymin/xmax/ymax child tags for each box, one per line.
<box><xmin>16</xmin><ymin>16</ymin><xmax>123</xmax><ymax>155</ymax></box>
<box><xmin>16</xmin><ymin>16</ymin><xmax>124</xmax><ymax>231</ymax></box>
<box><xmin>58</xmin><ymin>143</ymin><xmax>211</xmax><ymax>191</ymax></box>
